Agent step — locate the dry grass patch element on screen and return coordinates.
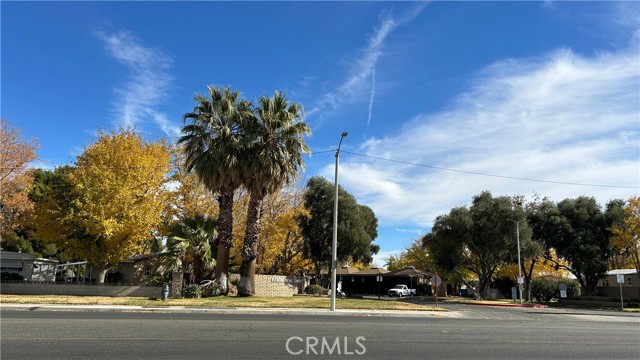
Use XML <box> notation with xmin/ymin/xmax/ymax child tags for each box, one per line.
<box><xmin>0</xmin><ymin>294</ymin><xmax>444</xmax><ymax>311</ymax></box>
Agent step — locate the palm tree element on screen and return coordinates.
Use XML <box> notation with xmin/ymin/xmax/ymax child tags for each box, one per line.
<box><xmin>237</xmin><ymin>91</ymin><xmax>310</xmax><ymax>296</ymax></box>
<box><xmin>179</xmin><ymin>86</ymin><xmax>252</xmax><ymax>295</ymax></box>
<box><xmin>164</xmin><ymin>215</ymin><xmax>218</xmax><ymax>285</ymax></box>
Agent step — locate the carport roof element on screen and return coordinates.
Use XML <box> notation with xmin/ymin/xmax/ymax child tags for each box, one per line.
<box><xmin>384</xmin><ymin>266</ymin><xmax>433</xmax><ymax>277</ymax></box>
<box><xmin>335</xmin><ymin>266</ymin><xmax>359</xmax><ymax>275</ymax></box>
<box><xmin>352</xmin><ymin>268</ymin><xmax>390</xmax><ymax>276</ymax></box>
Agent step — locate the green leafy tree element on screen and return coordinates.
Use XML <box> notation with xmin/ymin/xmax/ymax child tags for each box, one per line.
<box><xmin>423</xmin><ymin>191</ymin><xmax>531</xmax><ymax>300</ymax></box>
<box><xmin>237</xmin><ymin>91</ymin><xmax>310</xmax><ymax>296</ymax></box>
<box><xmin>298</xmin><ymin>176</ymin><xmax>380</xmax><ymax>282</ymax></box>
<box><xmin>179</xmin><ymin>85</ymin><xmax>253</xmax><ymax>295</ymax></box>
<box><xmin>164</xmin><ymin>215</ymin><xmax>217</xmax><ymax>285</ymax></box>
<box><xmin>537</xmin><ymin>197</ymin><xmax>624</xmax><ymax>295</ymax></box>
<box><xmin>6</xmin><ymin>168</ymin><xmax>73</xmax><ymax>258</ymax></box>
<box><xmin>31</xmin><ymin>167</ymin><xmax>76</xmax><ymax>260</ymax></box>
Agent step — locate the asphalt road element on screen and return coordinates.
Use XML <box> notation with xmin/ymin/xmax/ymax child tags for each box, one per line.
<box><xmin>1</xmin><ymin>305</ymin><xmax>638</xmax><ymax>360</ymax></box>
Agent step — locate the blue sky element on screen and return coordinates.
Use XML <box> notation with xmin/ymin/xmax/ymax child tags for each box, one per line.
<box><xmin>3</xmin><ymin>1</ymin><xmax>639</xmax><ymax>267</ymax></box>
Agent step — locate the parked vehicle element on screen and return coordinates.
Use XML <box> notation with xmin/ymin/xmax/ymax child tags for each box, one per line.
<box><xmin>387</xmin><ymin>284</ymin><xmax>416</xmax><ymax>297</ymax></box>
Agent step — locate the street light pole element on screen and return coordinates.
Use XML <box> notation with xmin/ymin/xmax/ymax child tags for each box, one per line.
<box><xmin>330</xmin><ymin>131</ymin><xmax>348</xmax><ymax>311</ymax></box>
<box><xmin>508</xmin><ymin>219</ymin><xmax>524</xmax><ymax>305</ymax></box>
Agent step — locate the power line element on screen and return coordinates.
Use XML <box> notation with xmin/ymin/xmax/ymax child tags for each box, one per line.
<box><xmin>340</xmin><ymin>150</ymin><xmax>639</xmax><ymax>190</ymax></box>
<box><xmin>305</xmin><ymin>150</ymin><xmax>335</xmax><ymax>155</ymax></box>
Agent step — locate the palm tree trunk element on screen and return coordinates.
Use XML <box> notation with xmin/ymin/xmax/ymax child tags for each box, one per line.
<box><xmin>193</xmin><ymin>254</ymin><xmax>203</xmax><ymax>285</ymax></box>
<box><xmin>97</xmin><ymin>269</ymin><xmax>109</xmax><ymax>284</ymax></box>
<box><xmin>215</xmin><ymin>189</ymin><xmax>234</xmax><ymax>295</ymax></box>
<box><xmin>238</xmin><ymin>193</ymin><xmax>264</xmax><ymax>296</ymax></box>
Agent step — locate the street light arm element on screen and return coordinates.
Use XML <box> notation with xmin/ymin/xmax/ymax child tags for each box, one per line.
<box><xmin>336</xmin><ymin>132</ymin><xmax>348</xmax><ymax>157</ymax></box>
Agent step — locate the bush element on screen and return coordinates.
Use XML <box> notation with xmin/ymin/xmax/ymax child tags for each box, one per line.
<box><xmin>559</xmin><ymin>280</ymin><xmax>580</xmax><ymax>298</ymax></box>
<box><xmin>148</xmin><ymin>272</ymin><xmax>170</xmax><ymax>287</ymax></box>
<box><xmin>304</xmin><ymin>284</ymin><xmax>325</xmax><ymax>295</ymax></box>
<box><xmin>199</xmin><ymin>280</ymin><xmax>221</xmax><ymax>297</ymax></box>
<box><xmin>531</xmin><ymin>278</ymin><xmax>580</xmax><ymax>302</ymax></box>
<box><xmin>531</xmin><ymin>278</ymin><xmax>556</xmax><ymax>302</ymax></box>
<box><xmin>183</xmin><ymin>284</ymin><xmax>202</xmax><ymax>298</ymax></box>
<box><xmin>1</xmin><ymin>272</ymin><xmax>24</xmax><ymax>281</ymax></box>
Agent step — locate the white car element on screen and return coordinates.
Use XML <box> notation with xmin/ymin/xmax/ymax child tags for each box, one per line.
<box><xmin>387</xmin><ymin>284</ymin><xmax>416</xmax><ymax>297</ymax></box>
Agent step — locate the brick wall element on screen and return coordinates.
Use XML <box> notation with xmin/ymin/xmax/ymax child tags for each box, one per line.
<box><xmin>252</xmin><ymin>275</ymin><xmax>307</xmax><ymax>297</ymax></box>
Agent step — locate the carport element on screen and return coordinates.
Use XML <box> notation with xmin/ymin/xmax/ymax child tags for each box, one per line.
<box><xmin>383</xmin><ymin>266</ymin><xmax>433</xmax><ymax>295</ymax></box>
<box><xmin>339</xmin><ymin>267</ymin><xmax>389</xmax><ymax>295</ymax></box>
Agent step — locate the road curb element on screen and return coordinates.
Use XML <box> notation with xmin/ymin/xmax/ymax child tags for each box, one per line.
<box><xmin>0</xmin><ymin>303</ymin><xmax>452</xmax><ymax>318</ymax></box>
<box><xmin>467</xmin><ymin>302</ymin><xmax>548</xmax><ymax>308</ymax></box>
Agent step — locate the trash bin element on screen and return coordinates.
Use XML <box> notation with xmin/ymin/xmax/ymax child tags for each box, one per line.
<box><xmin>161</xmin><ymin>284</ymin><xmax>169</xmax><ymax>301</ymax></box>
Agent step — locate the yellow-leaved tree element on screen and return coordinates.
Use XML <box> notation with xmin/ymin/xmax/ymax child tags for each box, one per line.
<box><xmin>611</xmin><ymin>196</ymin><xmax>640</xmax><ymax>276</ymax></box>
<box><xmin>386</xmin><ymin>238</ymin><xmax>436</xmax><ymax>272</ymax></box>
<box><xmin>39</xmin><ymin>129</ymin><xmax>171</xmax><ymax>283</ymax></box>
<box><xmin>256</xmin><ymin>188</ymin><xmax>312</xmax><ymax>276</ymax></box>
<box><xmin>0</xmin><ymin>119</ymin><xmax>38</xmax><ymax>242</ymax></box>
<box><xmin>228</xmin><ymin>187</ymin><xmax>312</xmax><ymax>277</ymax></box>
<box><xmin>166</xmin><ymin>144</ymin><xmax>217</xmax><ymax>221</ymax></box>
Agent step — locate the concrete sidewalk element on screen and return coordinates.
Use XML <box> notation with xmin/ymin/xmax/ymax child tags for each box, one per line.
<box><xmin>0</xmin><ymin>303</ymin><xmax>455</xmax><ymax>318</ymax></box>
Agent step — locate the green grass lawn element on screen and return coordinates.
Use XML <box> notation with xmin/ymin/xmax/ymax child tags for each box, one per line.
<box><xmin>0</xmin><ymin>294</ymin><xmax>445</xmax><ymax>311</ymax></box>
<box><xmin>543</xmin><ymin>300</ymin><xmax>640</xmax><ymax>312</ymax></box>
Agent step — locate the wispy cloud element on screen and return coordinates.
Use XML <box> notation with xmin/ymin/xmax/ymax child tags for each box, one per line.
<box><xmin>324</xmin><ymin>46</ymin><xmax>639</xmax><ymax>228</ymax></box>
<box><xmin>394</xmin><ymin>228</ymin><xmax>424</xmax><ymax>236</ymax></box>
<box><xmin>308</xmin><ymin>3</ymin><xmax>428</xmax><ymax>126</ymax></box>
<box><xmin>98</xmin><ymin>30</ymin><xmax>179</xmax><ymax>137</ymax></box>
<box><xmin>367</xmin><ymin>68</ymin><xmax>376</xmax><ymax>126</ymax></box>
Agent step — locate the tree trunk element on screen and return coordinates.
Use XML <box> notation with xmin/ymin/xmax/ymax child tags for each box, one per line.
<box><xmin>215</xmin><ymin>190</ymin><xmax>234</xmax><ymax>295</ymax></box>
<box><xmin>574</xmin><ymin>273</ymin><xmax>589</xmax><ymax>296</ymax></box>
<box><xmin>171</xmin><ymin>271</ymin><xmax>184</xmax><ymax>298</ymax></box>
<box><xmin>457</xmin><ymin>270</ymin><xmax>482</xmax><ymax>300</ymax></box>
<box><xmin>523</xmin><ymin>259</ymin><xmax>536</xmax><ymax>301</ymax></box>
<box><xmin>476</xmin><ymin>268</ymin><xmax>494</xmax><ymax>300</ymax></box>
<box><xmin>238</xmin><ymin>193</ymin><xmax>264</xmax><ymax>297</ymax></box>
<box><xmin>97</xmin><ymin>269</ymin><xmax>108</xmax><ymax>284</ymax></box>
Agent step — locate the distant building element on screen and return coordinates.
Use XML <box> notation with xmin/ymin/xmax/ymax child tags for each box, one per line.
<box><xmin>598</xmin><ymin>269</ymin><xmax>640</xmax><ymax>299</ymax></box>
<box><xmin>117</xmin><ymin>252</ymin><xmax>166</xmax><ymax>284</ymax></box>
<box><xmin>385</xmin><ymin>266</ymin><xmax>431</xmax><ymax>287</ymax></box>
<box><xmin>0</xmin><ymin>251</ymin><xmax>58</xmax><ymax>281</ymax></box>
<box><xmin>339</xmin><ymin>267</ymin><xmax>390</xmax><ymax>295</ymax></box>
<box><xmin>330</xmin><ymin>265</ymin><xmax>438</xmax><ymax>296</ymax></box>
<box><xmin>81</xmin><ymin>252</ymin><xmax>167</xmax><ymax>284</ymax></box>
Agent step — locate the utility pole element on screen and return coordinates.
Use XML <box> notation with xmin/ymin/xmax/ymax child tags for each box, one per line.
<box><xmin>330</xmin><ymin>131</ymin><xmax>348</xmax><ymax>311</ymax></box>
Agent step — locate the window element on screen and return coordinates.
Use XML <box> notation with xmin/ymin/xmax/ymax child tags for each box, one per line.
<box><xmin>0</xmin><ymin>261</ymin><xmax>23</xmax><ymax>271</ymax></box>
<box><xmin>628</xmin><ymin>277</ymin><xmax>632</xmax><ymax>286</ymax></box>
<box><xmin>144</xmin><ymin>265</ymin><xmax>152</xmax><ymax>276</ymax></box>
